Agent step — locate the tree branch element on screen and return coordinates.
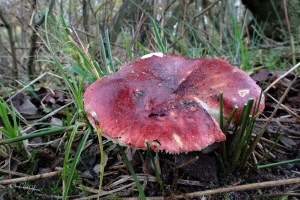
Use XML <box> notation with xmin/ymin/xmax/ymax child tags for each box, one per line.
<box><xmin>0</xmin><ymin>8</ymin><xmax>18</xmax><ymax>83</ymax></box>
<box><xmin>27</xmin><ymin>0</ymin><xmax>55</xmax><ymax>79</ymax></box>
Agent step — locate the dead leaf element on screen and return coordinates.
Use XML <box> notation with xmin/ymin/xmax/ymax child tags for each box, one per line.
<box><xmin>50</xmin><ymin>117</ymin><xmax>63</xmax><ymax>126</ymax></box>
<box><xmin>280</xmin><ymin>136</ymin><xmax>297</xmax><ymax>148</ymax></box>
<box><xmin>18</xmin><ymin>97</ymin><xmax>37</xmax><ymax>115</ymax></box>
<box><xmin>250</xmin><ymin>68</ymin><xmax>271</xmax><ymax>83</ymax></box>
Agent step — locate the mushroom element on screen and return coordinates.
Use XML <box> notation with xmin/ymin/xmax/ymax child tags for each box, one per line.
<box><xmin>84</xmin><ymin>53</ymin><xmax>264</xmax><ymax>153</ymax></box>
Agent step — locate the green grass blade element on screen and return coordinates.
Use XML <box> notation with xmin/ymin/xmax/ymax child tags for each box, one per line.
<box><xmin>63</xmin><ymin>128</ymin><xmax>91</xmax><ymax>199</ymax></box>
<box><xmin>92</xmin><ymin>119</ymin><xmax>105</xmax><ymax>200</ymax></box>
<box><xmin>119</xmin><ymin>146</ymin><xmax>146</xmax><ymax>200</ymax></box>
<box><xmin>239</xmin><ymin>99</ymin><xmax>255</xmax><ymax>146</ymax></box>
<box><xmin>45</xmin><ymin>9</ymin><xmax>84</xmax><ymax>111</ymax></box>
<box><xmin>146</xmin><ymin>142</ymin><xmax>165</xmax><ymax>194</ymax></box>
<box><xmin>150</xmin><ymin>18</ymin><xmax>166</xmax><ymax>53</ymax></box>
<box><xmin>231</xmin><ymin>99</ymin><xmax>254</xmax><ymax>169</ymax></box>
<box><xmin>223</xmin><ymin>105</ymin><xmax>238</xmax><ymax>133</ymax></box>
<box><xmin>254</xmin><ymin>91</ymin><xmax>263</xmax><ymax>115</ymax></box>
<box><xmin>62</xmin><ymin>122</ymin><xmax>79</xmax><ymax>186</ymax></box>
<box><xmin>0</xmin><ymin>98</ymin><xmax>16</xmax><ymax>138</ymax></box>
<box><xmin>99</xmin><ymin>35</ymin><xmax>109</xmax><ymax>74</ymax></box>
<box><xmin>70</xmin><ymin>65</ymin><xmax>87</xmax><ymax>78</ymax></box>
<box><xmin>219</xmin><ymin>92</ymin><xmax>224</xmax><ymax>131</ymax></box>
<box><xmin>218</xmin><ymin>92</ymin><xmax>227</xmax><ymax>162</ymax></box>
<box><xmin>228</xmin><ymin>2</ymin><xmax>248</xmax><ymax>70</ymax></box>
<box><xmin>228</xmin><ymin>105</ymin><xmax>247</xmax><ymax>156</ymax></box>
<box><xmin>257</xmin><ymin>132</ymin><xmax>284</xmax><ymax>166</ymax></box>
<box><xmin>121</xmin><ymin>28</ymin><xmax>133</xmax><ymax>60</ymax></box>
<box><xmin>239</xmin><ymin>118</ymin><xmax>256</xmax><ymax>168</ymax></box>
<box><xmin>105</xmin><ymin>30</ymin><xmax>115</xmax><ymax>73</ymax></box>
<box><xmin>135</xmin><ymin>40</ymin><xmax>149</xmax><ymax>54</ymax></box>
<box><xmin>270</xmin><ymin>0</ymin><xmax>288</xmax><ymax>39</ymax></box>
<box><xmin>0</xmin><ymin>126</ymin><xmax>76</xmax><ymax>145</ymax></box>
<box><xmin>257</xmin><ymin>158</ymin><xmax>300</xmax><ymax>169</ymax></box>
<box><xmin>93</xmin><ymin>61</ymin><xmax>104</xmax><ymax>78</ymax></box>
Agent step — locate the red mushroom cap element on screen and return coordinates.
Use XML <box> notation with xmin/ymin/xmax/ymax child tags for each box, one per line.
<box><xmin>84</xmin><ymin>53</ymin><xmax>264</xmax><ymax>153</ymax></box>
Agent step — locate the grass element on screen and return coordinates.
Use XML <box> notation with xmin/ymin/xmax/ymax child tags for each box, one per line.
<box><xmin>217</xmin><ymin>92</ymin><xmax>264</xmax><ymax>171</ymax></box>
<box><xmin>63</xmin><ymin>128</ymin><xmax>90</xmax><ymax>199</ymax></box>
<box><xmin>0</xmin><ymin>125</ymin><xmax>78</xmax><ymax>145</ymax></box>
<box><xmin>44</xmin><ymin>9</ymin><xmax>105</xmax><ymax>199</ymax></box>
<box><xmin>0</xmin><ymin>96</ymin><xmax>29</xmax><ymax>157</ymax></box>
<box><xmin>0</xmin><ymin>2</ymin><xmax>297</xmax><ymax>199</ymax></box>
<box><xmin>119</xmin><ymin>146</ymin><xmax>146</xmax><ymax>200</ymax></box>
<box><xmin>43</xmin><ymin>7</ymin><xmax>123</xmax><ymax>199</ymax></box>
<box><xmin>229</xmin><ymin>2</ymin><xmax>249</xmax><ymax>71</ymax></box>
<box><xmin>0</xmin><ymin>97</ymin><xmax>20</xmax><ymax>140</ymax></box>
<box><xmin>257</xmin><ymin>158</ymin><xmax>300</xmax><ymax>169</ymax></box>
<box><xmin>121</xmin><ymin>28</ymin><xmax>134</xmax><ymax>60</ymax></box>
<box><xmin>62</xmin><ymin>121</ymin><xmax>79</xmax><ymax>198</ymax></box>
<box><xmin>146</xmin><ymin>142</ymin><xmax>166</xmax><ymax>194</ymax></box>
<box><xmin>88</xmin><ymin>111</ymin><xmax>106</xmax><ymax>200</ymax></box>
<box><xmin>151</xmin><ymin>18</ymin><xmax>167</xmax><ymax>53</ymax></box>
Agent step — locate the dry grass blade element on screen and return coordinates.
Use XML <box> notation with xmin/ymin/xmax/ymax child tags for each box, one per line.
<box><xmin>0</xmin><ymin>168</ymin><xmax>28</xmax><ymax>177</ymax></box>
<box><xmin>76</xmin><ymin>183</ymin><xmax>135</xmax><ymax>200</ymax></box>
<box><xmin>0</xmin><ymin>170</ymin><xmax>61</xmax><ymax>185</ymax></box>
<box><xmin>6</xmin><ymin>72</ymin><xmax>63</xmax><ymax>102</ymax></box>
<box><xmin>245</xmin><ymin>73</ymin><xmax>299</xmax><ymax>163</ymax></box>
<box><xmin>267</xmin><ymin>93</ymin><xmax>300</xmax><ymax>122</ymax></box>
<box><xmin>263</xmin><ymin>62</ymin><xmax>300</xmax><ymax>93</ymax></box>
<box><xmin>34</xmin><ymin>101</ymin><xmax>74</xmax><ymax>123</ymax></box>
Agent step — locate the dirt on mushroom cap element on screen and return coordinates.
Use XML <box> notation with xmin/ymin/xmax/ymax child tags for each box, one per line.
<box><xmin>84</xmin><ymin>53</ymin><xmax>264</xmax><ymax>153</ymax></box>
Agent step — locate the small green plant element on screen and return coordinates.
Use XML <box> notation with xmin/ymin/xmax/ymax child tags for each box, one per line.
<box><xmin>0</xmin><ymin>97</ymin><xmax>20</xmax><ymax>139</ymax></box>
<box><xmin>0</xmin><ymin>97</ymin><xmax>24</xmax><ymax>154</ymax></box>
<box><xmin>41</xmin><ymin>179</ymin><xmax>63</xmax><ymax>196</ymax></box>
<box><xmin>257</xmin><ymin>158</ymin><xmax>300</xmax><ymax>169</ymax></box>
<box><xmin>219</xmin><ymin>92</ymin><xmax>263</xmax><ymax>171</ymax></box>
<box><xmin>264</xmin><ymin>50</ymin><xmax>286</xmax><ymax>70</ymax></box>
<box><xmin>0</xmin><ymin>144</ymin><xmax>9</xmax><ymax>159</ymax></box>
<box><xmin>44</xmin><ymin>8</ymin><xmax>112</xmax><ymax>200</ymax></box>
<box><xmin>108</xmin><ymin>194</ymin><xmax>121</xmax><ymax>200</ymax></box>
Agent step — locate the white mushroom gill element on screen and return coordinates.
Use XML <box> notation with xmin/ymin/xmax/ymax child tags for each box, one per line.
<box><xmin>141</xmin><ymin>52</ymin><xmax>164</xmax><ymax>59</ymax></box>
<box><xmin>238</xmin><ymin>89</ymin><xmax>250</xmax><ymax>97</ymax></box>
<box><xmin>173</xmin><ymin>133</ymin><xmax>183</xmax><ymax>148</ymax></box>
<box><xmin>194</xmin><ymin>97</ymin><xmax>221</xmax><ymax>124</ymax></box>
<box><xmin>211</xmin><ymin>83</ymin><xmax>226</xmax><ymax>90</ymax></box>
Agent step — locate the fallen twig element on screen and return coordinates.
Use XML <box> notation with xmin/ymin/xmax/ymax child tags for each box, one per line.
<box><xmin>124</xmin><ymin>177</ymin><xmax>300</xmax><ymax>199</ymax></box>
<box><xmin>245</xmin><ymin>73</ymin><xmax>299</xmax><ymax>165</ymax></box>
<box><xmin>267</xmin><ymin>93</ymin><xmax>300</xmax><ymax>122</ymax></box>
<box><xmin>252</xmin><ymin>192</ymin><xmax>300</xmax><ymax>199</ymax></box>
<box><xmin>0</xmin><ymin>168</ymin><xmax>28</xmax><ymax>177</ymax></box>
<box><xmin>0</xmin><ymin>170</ymin><xmax>61</xmax><ymax>185</ymax></box>
<box><xmin>264</xmin><ymin>62</ymin><xmax>300</xmax><ymax>93</ymax></box>
<box><xmin>6</xmin><ymin>72</ymin><xmax>63</xmax><ymax>102</ymax></box>
<box><xmin>76</xmin><ymin>182</ymin><xmax>135</xmax><ymax>200</ymax></box>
